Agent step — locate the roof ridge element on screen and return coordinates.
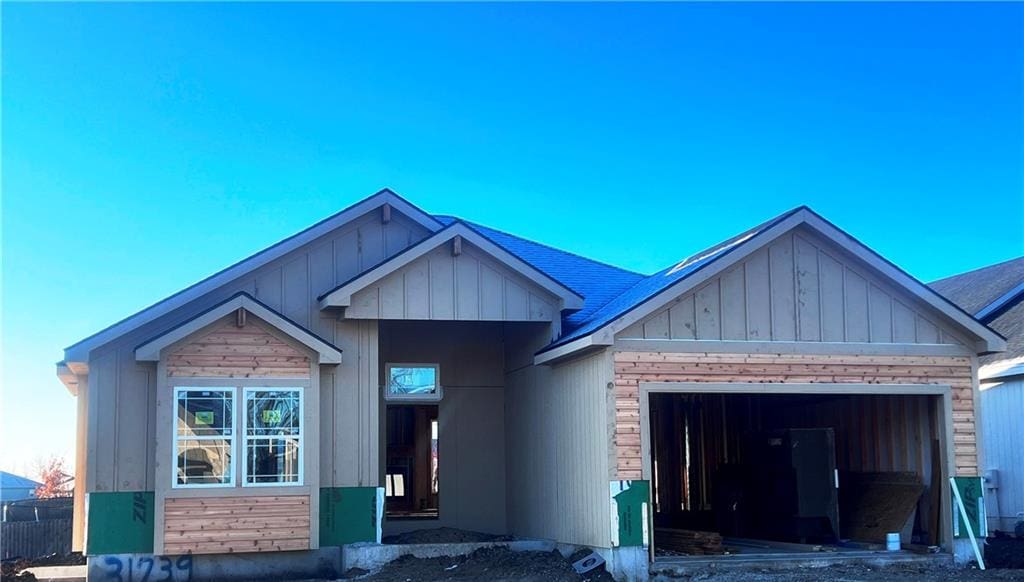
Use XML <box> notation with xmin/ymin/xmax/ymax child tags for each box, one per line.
<box><xmin>439</xmin><ymin>215</ymin><xmax>646</xmax><ymax>278</ymax></box>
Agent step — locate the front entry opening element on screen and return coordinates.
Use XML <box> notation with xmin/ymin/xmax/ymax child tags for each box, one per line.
<box><xmin>649</xmin><ymin>392</ymin><xmax>946</xmax><ymax>558</ymax></box>
<box><xmin>386</xmin><ymin>404</ymin><xmax>439</xmax><ymax>519</ymax></box>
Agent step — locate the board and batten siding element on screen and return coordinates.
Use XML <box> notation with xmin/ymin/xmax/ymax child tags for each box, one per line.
<box><xmin>83</xmin><ymin>207</ymin><xmax>422</xmax><ymax>495</ymax></box>
<box><xmin>979</xmin><ymin>378</ymin><xmax>1024</xmax><ymax>532</ymax></box>
<box><xmin>163</xmin><ymin>496</ymin><xmax>311</xmax><ymax>555</ymax></box>
<box><xmin>504</xmin><ymin>349</ymin><xmax>613</xmax><ymax>548</ymax></box>
<box><xmin>346</xmin><ymin>243</ymin><xmax>560</xmax><ymax>324</ymax></box>
<box><xmin>612</xmin><ymin>351</ymin><xmax>978</xmax><ymax>479</ymax></box>
<box><xmin>619</xmin><ymin>228</ymin><xmax>968</xmax><ymax>346</ymax></box>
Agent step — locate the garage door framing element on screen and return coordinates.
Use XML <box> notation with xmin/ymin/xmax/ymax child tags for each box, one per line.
<box><xmin>638</xmin><ymin>381</ymin><xmax>955</xmax><ymax>554</ymax></box>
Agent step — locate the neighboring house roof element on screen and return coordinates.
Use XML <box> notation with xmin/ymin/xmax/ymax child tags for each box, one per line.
<box><xmin>931</xmin><ymin>257</ymin><xmax>1024</xmax><ymax>369</ymax></box>
<box><xmin>0</xmin><ymin>471</ymin><xmax>41</xmax><ymax>500</ymax></box>
<box><xmin>61</xmin><ymin>190</ymin><xmax>1005</xmax><ymax>374</ymax></box>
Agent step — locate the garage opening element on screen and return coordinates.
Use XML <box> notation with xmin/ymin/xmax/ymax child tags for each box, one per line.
<box><xmin>648</xmin><ymin>391</ymin><xmax>949</xmax><ymax>559</ymax></box>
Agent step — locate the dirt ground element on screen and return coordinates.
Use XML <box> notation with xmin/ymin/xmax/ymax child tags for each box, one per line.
<box><xmin>381</xmin><ymin>527</ymin><xmax>513</xmax><ymax>545</ymax></box>
<box><xmin>654</xmin><ymin>562</ymin><xmax>1024</xmax><ymax>581</ymax></box>
<box><xmin>337</xmin><ymin>541</ymin><xmax>1024</xmax><ymax>582</ymax></box>
<box><xmin>341</xmin><ymin>547</ymin><xmax>615</xmax><ymax>582</ymax></box>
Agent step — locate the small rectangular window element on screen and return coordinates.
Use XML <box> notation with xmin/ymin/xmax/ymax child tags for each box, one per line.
<box><xmin>174</xmin><ymin>388</ymin><xmax>235</xmax><ymax>487</ymax></box>
<box><xmin>385</xmin><ymin>364</ymin><xmax>441</xmax><ymax>401</ymax></box>
<box><xmin>243</xmin><ymin>388</ymin><xmax>303</xmax><ymax>486</ymax></box>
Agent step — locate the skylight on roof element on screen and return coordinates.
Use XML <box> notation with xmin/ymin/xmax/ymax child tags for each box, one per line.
<box><xmin>667</xmin><ymin>232</ymin><xmax>757</xmax><ymax>276</ymax></box>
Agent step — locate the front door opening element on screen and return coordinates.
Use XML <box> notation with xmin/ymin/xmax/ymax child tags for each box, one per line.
<box><xmin>386</xmin><ymin>404</ymin><xmax>439</xmax><ymax>519</ymax></box>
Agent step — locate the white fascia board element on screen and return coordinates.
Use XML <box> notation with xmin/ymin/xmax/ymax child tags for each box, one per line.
<box><xmin>56</xmin><ymin>363</ymin><xmax>79</xmax><ymax>396</ymax></box>
<box><xmin>135</xmin><ymin>294</ymin><xmax>342</xmax><ymax>364</ymax></box>
<box><xmin>64</xmin><ymin>190</ymin><xmax>438</xmax><ymax>364</ymax></box>
<box><xmin>533</xmin><ymin>335</ymin><xmax>599</xmax><ymax>365</ymax></box>
<box><xmin>318</xmin><ymin>222</ymin><xmax>585</xmax><ymax>311</ymax></box>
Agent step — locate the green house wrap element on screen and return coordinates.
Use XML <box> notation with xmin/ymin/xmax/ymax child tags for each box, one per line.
<box><xmin>319</xmin><ymin>487</ymin><xmax>383</xmax><ymax>546</ymax></box>
<box><xmin>86</xmin><ymin>492</ymin><xmax>155</xmax><ymax>555</ymax></box>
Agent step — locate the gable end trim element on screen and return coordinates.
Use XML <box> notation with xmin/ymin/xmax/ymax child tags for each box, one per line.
<box><xmin>134</xmin><ymin>292</ymin><xmax>342</xmax><ymax>364</ymax></box>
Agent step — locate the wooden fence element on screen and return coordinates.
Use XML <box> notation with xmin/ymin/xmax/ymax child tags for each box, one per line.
<box><xmin>1</xmin><ymin>518</ymin><xmax>72</xmax><ymax>560</ymax></box>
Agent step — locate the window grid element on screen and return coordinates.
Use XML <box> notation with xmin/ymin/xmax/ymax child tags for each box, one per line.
<box><xmin>242</xmin><ymin>387</ymin><xmax>304</xmax><ymax>487</ymax></box>
<box><xmin>173</xmin><ymin>387</ymin><xmax>236</xmax><ymax>489</ymax></box>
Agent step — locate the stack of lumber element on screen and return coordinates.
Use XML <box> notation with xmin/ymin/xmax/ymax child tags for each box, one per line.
<box><xmin>655</xmin><ymin>528</ymin><xmax>725</xmax><ymax>555</ymax></box>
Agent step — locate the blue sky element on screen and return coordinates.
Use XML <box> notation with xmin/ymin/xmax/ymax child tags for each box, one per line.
<box><xmin>2</xmin><ymin>2</ymin><xmax>1022</xmax><ymax>475</ymax></box>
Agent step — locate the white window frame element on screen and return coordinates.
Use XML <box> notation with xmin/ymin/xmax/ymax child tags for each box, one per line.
<box><xmin>242</xmin><ymin>386</ymin><xmax>304</xmax><ymax>487</ymax></box>
<box><xmin>384</xmin><ymin>363</ymin><xmax>443</xmax><ymax>402</ymax></box>
<box><xmin>172</xmin><ymin>386</ymin><xmax>237</xmax><ymax>489</ymax></box>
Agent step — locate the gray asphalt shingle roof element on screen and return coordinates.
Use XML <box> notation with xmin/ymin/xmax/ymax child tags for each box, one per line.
<box><xmin>931</xmin><ymin>257</ymin><xmax>1024</xmax><ymax>365</ymax></box>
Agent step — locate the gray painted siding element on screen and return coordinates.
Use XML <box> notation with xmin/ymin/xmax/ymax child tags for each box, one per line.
<box><xmin>979</xmin><ymin>379</ymin><xmax>1024</xmax><ymax>532</ymax></box>
<box><xmin>82</xmin><ymin>207</ymin><xmax>430</xmax><ymax>493</ymax></box>
<box><xmin>379</xmin><ymin>322</ymin><xmax>508</xmax><ymax>536</ymax></box>
<box><xmin>621</xmin><ymin>228</ymin><xmax>969</xmax><ymax>346</ymax></box>
<box><xmin>505</xmin><ymin>348</ymin><xmax>613</xmax><ymax>548</ymax></box>
<box><xmin>346</xmin><ymin>243</ymin><xmax>559</xmax><ymax>323</ymax></box>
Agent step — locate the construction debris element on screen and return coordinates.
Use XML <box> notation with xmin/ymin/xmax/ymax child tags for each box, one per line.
<box><xmin>654</xmin><ymin>528</ymin><xmax>725</xmax><ymax>555</ymax></box>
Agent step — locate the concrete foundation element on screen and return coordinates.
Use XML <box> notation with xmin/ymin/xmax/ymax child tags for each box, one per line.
<box><xmin>86</xmin><ymin>548</ymin><xmax>342</xmax><ymax>582</ymax></box>
<box><xmin>606</xmin><ymin>546</ymin><xmax>650</xmax><ymax>582</ymax></box>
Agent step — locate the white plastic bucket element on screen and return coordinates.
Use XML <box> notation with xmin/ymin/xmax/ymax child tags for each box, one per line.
<box><xmin>886</xmin><ymin>532</ymin><xmax>900</xmax><ymax>551</ymax></box>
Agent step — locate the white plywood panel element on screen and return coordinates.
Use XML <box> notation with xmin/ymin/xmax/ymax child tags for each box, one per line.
<box><xmin>283</xmin><ymin>257</ymin><xmax>309</xmax><ymax>326</ymax></box>
<box><xmin>334</xmin><ymin>230</ymin><xmax>360</xmax><ymax>284</ymax></box>
<box><xmin>384</xmin><ymin>220</ymin><xmax>410</xmax><ymax>258</ymax></box>
<box><xmin>819</xmin><ymin>252</ymin><xmax>845</xmax><ymax>342</ymax></box>
<box><xmin>378</xmin><ymin>271</ymin><xmax>404</xmax><ymax>319</ymax></box>
<box><xmin>720</xmin><ymin>267</ymin><xmax>746</xmax><ymax>340</ymax></box>
<box><xmin>429</xmin><ymin>250</ymin><xmax>456</xmax><ymax>320</ymax></box>
<box><xmin>795</xmin><ymin>235</ymin><xmax>821</xmax><ymax>341</ymax></box>
<box><xmin>695</xmin><ymin>280</ymin><xmax>721</xmax><ymax>340</ymax></box>
<box><xmin>916</xmin><ymin>316</ymin><xmax>940</xmax><ymax>344</ymax></box>
<box><xmin>769</xmin><ymin>236</ymin><xmax>796</xmax><ymax>341</ymax></box>
<box><xmin>455</xmin><ymin>256</ymin><xmax>480</xmax><ymax>320</ymax></box>
<box><xmin>255</xmin><ymin>267</ymin><xmax>282</xmax><ymax>311</ymax></box>
<box><xmin>404</xmin><ymin>260</ymin><xmax>430</xmax><ymax>320</ymax></box>
<box><xmin>643</xmin><ymin>309</ymin><xmax>670</xmax><ymax>339</ymax></box>
<box><xmin>505</xmin><ymin>280</ymin><xmax>529</xmax><ymax>320</ymax></box>
<box><xmin>744</xmin><ymin>249</ymin><xmax>772</xmax><ymax>340</ymax></box>
<box><xmin>114</xmin><ymin>364</ymin><xmax>150</xmax><ymax>490</ymax></box>
<box><xmin>893</xmin><ymin>301</ymin><xmax>917</xmax><ymax>343</ymax></box>
<box><xmin>480</xmin><ymin>265</ymin><xmax>504</xmax><ymax>319</ymax></box>
<box><xmin>845</xmin><ymin>269</ymin><xmax>870</xmax><ymax>342</ymax></box>
<box><xmin>669</xmin><ymin>296</ymin><xmax>697</xmax><ymax>340</ymax></box>
<box><xmin>529</xmin><ymin>293</ymin><xmax>554</xmax><ymax>322</ymax></box>
<box><xmin>359</xmin><ymin>221</ymin><xmax>386</xmax><ymax>271</ymax></box>
<box><xmin>869</xmin><ymin>284</ymin><xmax>894</xmax><ymax>343</ymax></box>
